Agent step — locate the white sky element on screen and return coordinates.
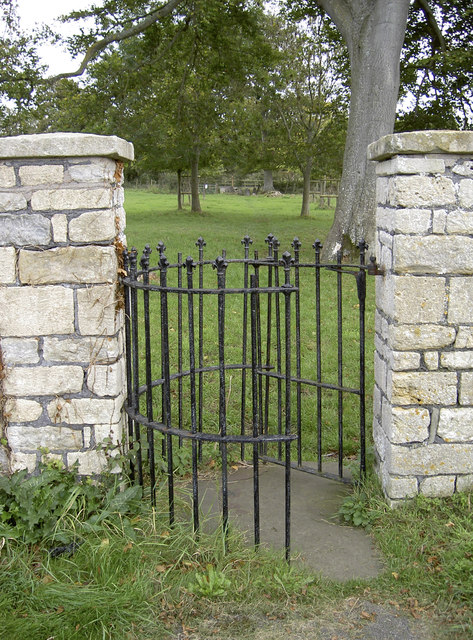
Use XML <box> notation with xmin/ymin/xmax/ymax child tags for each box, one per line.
<box><xmin>17</xmin><ymin>0</ymin><xmax>99</xmax><ymax>75</ymax></box>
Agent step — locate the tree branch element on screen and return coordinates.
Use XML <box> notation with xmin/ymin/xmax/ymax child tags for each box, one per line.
<box><xmin>49</xmin><ymin>0</ymin><xmax>184</xmax><ymax>81</ymax></box>
<box><xmin>414</xmin><ymin>0</ymin><xmax>446</xmax><ymax>52</ymax></box>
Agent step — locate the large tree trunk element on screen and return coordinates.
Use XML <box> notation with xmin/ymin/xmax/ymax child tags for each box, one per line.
<box><xmin>177</xmin><ymin>168</ymin><xmax>183</xmax><ymax>210</ymax></box>
<box><xmin>300</xmin><ymin>158</ymin><xmax>313</xmax><ymax>218</ymax></box>
<box><xmin>318</xmin><ymin>0</ymin><xmax>410</xmax><ymax>258</ymax></box>
<box><xmin>262</xmin><ymin>169</ymin><xmax>275</xmax><ymax>192</ymax></box>
<box><xmin>190</xmin><ymin>149</ymin><xmax>201</xmax><ymax>213</ymax></box>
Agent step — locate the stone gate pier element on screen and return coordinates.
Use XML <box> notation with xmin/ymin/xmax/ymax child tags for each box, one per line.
<box><xmin>369</xmin><ymin>131</ymin><xmax>473</xmax><ymax>503</ymax></box>
<box><xmin>0</xmin><ymin>133</ymin><xmax>133</xmax><ymax>474</ymax></box>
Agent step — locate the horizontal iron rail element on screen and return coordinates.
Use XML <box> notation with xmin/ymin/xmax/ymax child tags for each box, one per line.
<box><xmin>125</xmin><ymin>407</ymin><xmax>297</xmax><ymax>444</ymax></box>
<box><xmin>121</xmin><ymin>280</ymin><xmax>297</xmax><ymax>295</ymax></box>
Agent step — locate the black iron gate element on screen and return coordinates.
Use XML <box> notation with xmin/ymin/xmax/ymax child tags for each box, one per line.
<box><xmin>122</xmin><ymin>236</ymin><xmax>376</xmax><ymax>558</ymax></box>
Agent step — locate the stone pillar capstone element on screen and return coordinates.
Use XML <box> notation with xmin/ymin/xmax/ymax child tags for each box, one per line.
<box><xmin>368</xmin><ymin>131</ymin><xmax>473</xmax><ymax>503</ymax></box>
<box><xmin>0</xmin><ymin>132</ymin><xmax>134</xmax><ymax>475</ymax></box>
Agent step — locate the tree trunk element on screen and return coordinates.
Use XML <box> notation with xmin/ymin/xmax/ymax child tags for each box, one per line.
<box><xmin>318</xmin><ymin>0</ymin><xmax>410</xmax><ymax>258</ymax></box>
<box><xmin>177</xmin><ymin>168</ymin><xmax>183</xmax><ymax>210</ymax></box>
<box><xmin>190</xmin><ymin>149</ymin><xmax>201</xmax><ymax>213</ymax></box>
<box><xmin>300</xmin><ymin>158</ymin><xmax>313</xmax><ymax>217</ymax></box>
<box><xmin>262</xmin><ymin>169</ymin><xmax>275</xmax><ymax>192</ymax></box>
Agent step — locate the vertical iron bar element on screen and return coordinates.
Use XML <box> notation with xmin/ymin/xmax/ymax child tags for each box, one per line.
<box><xmin>186</xmin><ymin>256</ymin><xmax>200</xmax><ymax>534</ymax></box>
<box><xmin>122</xmin><ymin>249</ymin><xmax>135</xmax><ymax>482</ymax></box>
<box><xmin>263</xmin><ymin>234</ymin><xmax>274</xmax><ymax>451</ymax></box>
<box><xmin>281</xmin><ymin>251</ymin><xmax>293</xmax><ymax>562</ymax></box>
<box><xmin>337</xmin><ymin>249</ymin><xmax>343</xmax><ymax>479</ymax></box>
<box><xmin>253</xmin><ymin>250</ymin><xmax>263</xmax><ymax>439</ymax></box>
<box><xmin>240</xmin><ymin>236</ymin><xmax>253</xmax><ymax>461</ymax></box>
<box><xmin>292</xmin><ymin>237</ymin><xmax>302</xmax><ymax>466</ymax></box>
<box><xmin>250</xmin><ymin>274</ymin><xmax>260</xmax><ymax>548</ymax></box>
<box><xmin>157</xmin><ymin>242</ymin><xmax>167</xmax><ymax>460</ymax></box>
<box><xmin>313</xmin><ymin>240</ymin><xmax>323</xmax><ymax>472</ymax></box>
<box><xmin>160</xmin><ymin>255</ymin><xmax>174</xmax><ymax>526</ymax></box>
<box><xmin>357</xmin><ymin>241</ymin><xmax>367</xmax><ymax>479</ymax></box>
<box><xmin>141</xmin><ymin>245</ymin><xmax>156</xmax><ymax>507</ymax></box>
<box><xmin>178</xmin><ymin>252</ymin><xmax>183</xmax><ymax>445</ymax></box>
<box><xmin>214</xmin><ymin>256</ymin><xmax>229</xmax><ymax>545</ymax></box>
<box><xmin>129</xmin><ymin>248</ymin><xmax>143</xmax><ymax>486</ymax></box>
<box><xmin>196</xmin><ymin>237</ymin><xmax>206</xmax><ymax>460</ymax></box>
<box><xmin>273</xmin><ymin>239</ymin><xmax>283</xmax><ymax>460</ymax></box>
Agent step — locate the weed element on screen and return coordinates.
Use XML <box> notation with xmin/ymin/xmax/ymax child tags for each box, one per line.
<box><xmin>189</xmin><ymin>564</ymin><xmax>232</xmax><ymax>598</ymax></box>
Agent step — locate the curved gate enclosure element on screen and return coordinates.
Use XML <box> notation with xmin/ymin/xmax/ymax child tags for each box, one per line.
<box><xmin>122</xmin><ymin>236</ymin><xmax>371</xmax><ymax>557</ymax></box>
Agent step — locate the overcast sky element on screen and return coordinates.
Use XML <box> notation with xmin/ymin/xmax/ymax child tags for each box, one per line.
<box><xmin>17</xmin><ymin>0</ymin><xmax>99</xmax><ymax>74</ymax></box>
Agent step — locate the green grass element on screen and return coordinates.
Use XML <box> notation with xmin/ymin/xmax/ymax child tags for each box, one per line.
<box><xmin>123</xmin><ymin>190</ymin><xmax>375</xmax><ymax>471</ymax></box>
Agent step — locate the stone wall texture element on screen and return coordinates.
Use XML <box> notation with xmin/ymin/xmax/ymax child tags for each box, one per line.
<box><xmin>368</xmin><ymin>131</ymin><xmax>473</xmax><ymax>503</ymax></box>
<box><xmin>0</xmin><ymin>133</ymin><xmax>134</xmax><ymax>475</ymax></box>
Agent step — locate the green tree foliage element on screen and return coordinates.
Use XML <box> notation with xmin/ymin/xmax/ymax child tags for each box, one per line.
<box><xmin>0</xmin><ymin>0</ymin><xmax>44</xmax><ymax>134</ymax></box>
<box><xmin>398</xmin><ymin>0</ymin><xmax>473</xmax><ymax>131</ymax></box>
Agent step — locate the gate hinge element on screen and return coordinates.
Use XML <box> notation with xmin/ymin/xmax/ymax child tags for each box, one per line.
<box><xmin>367</xmin><ymin>256</ymin><xmax>384</xmax><ymax>276</ymax></box>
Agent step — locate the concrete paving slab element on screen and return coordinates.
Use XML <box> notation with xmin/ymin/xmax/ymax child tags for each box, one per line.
<box><xmin>196</xmin><ymin>462</ymin><xmax>384</xmax><ymax>581</ymax></box>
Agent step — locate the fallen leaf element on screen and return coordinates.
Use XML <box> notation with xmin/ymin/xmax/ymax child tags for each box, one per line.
<box><xmin>156</xmin><ymin>565</ymin><xmax>167</xmax><ymax>572</ymax></box>
<box><xmin>392</xmin><ymin>571</ymin><xmax>399</xmax><ymax>580</ymax></box>
<box><xmin>123</xmin><ymin>542</ymin><xmax>133</xmax><ymax>552</ymax></box>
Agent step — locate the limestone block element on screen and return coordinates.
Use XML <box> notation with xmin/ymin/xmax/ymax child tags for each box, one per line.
<box><xmin>31</xmin><ymin>187</ymin><xmax>112</xmax><ymax>211</ymax></box>
<box><xmin>48</xmin><ymin>396</ymin><xmax>123</xmax><ymax>425</ymax></box>
<box><xmin>459</xmin><ymin>372</ymin><xmax>473</xmax><ymax>405</ymax></box>
<box><xmin>391</xmin><ymin>209</ymin><xmax>432</xmax><ymax>234</ymax></box>
<box><xmin>390</xmin><ymin>324</ymin><xmax>456</xmax><ymax>350</ymax></box>
<box><xmin>455</xmin><ymin>327</ymin><xmax>473</xmax><ymax>348</ymax></box>
<box><xmin>112</xmin><ymin>188</ymin><xmax>125</xmax><ymax>207</ymax></box>
<box><xmin>384</xmin><ymin>475</ymin><xmax>418</xmax><ymax>500</ymax></box>
<box><xmin>116</xmin><ymin>206</ymin><xmax>126</xmax><ymax>234</ymax></box>
<box><xmin>459</xmin><ymin>179</ymin><xmax>473</xmax><ymax>208</ymax></box>
<box><xmin>69</xmin><ymin>210</ymin><xmax>116</xmax><ymax>242</ymax></box>
<box><xmin>385</xmin><ymin>405</ymin><xmax>430</xmax><ymax>443</ymax></box>
<box><xmin>43</xmin><ymin>335</ymin><xmax>120</xmax><ymax>363</ymax></box>
<box><xmin>0</xmin><ymin>192</ymin><xmax>27</xmax><ymax>212</ymax></box>
<box><xmin>446</xmin><ymin>210</ymin><xmax>473</xmax><ymax>234</ymax></box>
<box><xmin>457</xmin><ymin>474</ymin><xmax>473</xmax><ymax>491</ymax></box>
<box><xmin>388</xmin><ymin>175</ymin><xmax>455</xmax><ymax>208</ymax></box>
<box><xmin>1</xmin><ymin>338</ymin><xmax>39</xmax><ymax>364</ymax></box>
<box><xmin>438</xmin><ymin>408</ymin><xmax>473</xmax><ymax>442</ymax></box>
<box><xmin>432</xmin><ymin>210</ymin><xmax>447</xmax><ymax>234</ymax></box>
<box><xmin>7</xmin><ymin>425</ymin><xmax>83</xmax><ymax>450</ymax></box>
<box><xmin>373</xmin><ymin>416</ymin><xmax>389</xmax><ymax>461</ymax></box>
<box><xmin>67</xmin><ymin>450</ymin><xmax>107</xmax><ymax>475</ymax></box>
<box><xmin>0</xmin><ymin>285</ymin><xmax>74</xmax><ymax>336</ymax></box>
<box><xmin>376</xmin><ymin>156</ymin><xmax>445</xmax><ymax>176</ymax></box>
<box><xmin>441</xmin><ymin>351</ymin><xmax>473</xmax><ymax>369</ymax></box>
<box><xmin>67</xmin><ymin>158</ymin><xmax>116</xmax><ymax>183</ymax></box>
<box><xmin>449</xmin><ymin>277</ymin><xmax>473</xmax><ymax>323</ymax></box>
<box><xmin>389</xmin><ymin>442</ymin><xmax>473</xmax><ymax>475</ymax></box>
<box><xmin>10</xmin><ymin>451</ymin><xmax>37</xmax><ymax>473</ymax></box>
<box><xmin>391</xmin><ymin>371</ymin><xmax>457</xmax><ymax>405</ymax></box>
<box><xmin>51</xmin><ymin>214</ymin><xmax>68</xmax><ymax>243</ymax></box>
<box><xmin>4</xmin><ymin>398</ymin><xmax>43</xmax><ymax>422</ymax></box>
<box><xmin>0</xmin><ymin>213</ymin><xmax>51</xmax><ymax>246</ymax></box>
<box><xmin>392</xmin><ymin>275</ymin><xmax>445</xmax><ymax>323</ymax></box>
<box><xmin>373</xmin><ymin>384</ymin><xmax>382</xmax><ymax>421</ymax></box>
<box><xmin>420</xmin><ymin>476</ymin><xmax>455</xmax><ymax>497</ymax></box>
<box><xmin>379</xmin><ymin>230</ymin><xmax>393</xmax><ymax>249</ymax></box>
<box><xmin>391</xmin><ymin>351</ymin><xmax>420</xmax><ymax>371</ymax></box>
<box><xmin>0</xmin><ymin>133</ymin><xmax>134</xmax><ymax>161</ymax></box>
<box><xmin>77</xmin><ymin>285</ymin><xmax>119</xmax><ymax>335</ymax></box>
<box><xmin>0</xmin><ymin>246</ymin><xmax>16</xmax><ymax>283</ymax></box>
<box><xmin>374</xmin><ymin>351</ymin><xmax>387</xmax><ymax>393</ymax></box>
<box><xmin>4</xmin><ymin>365</ymin><xmax>83</xmax><ymax>396</ymax></box>
<box><xmin>453</xmin><ymin>161</ymin><xmax>473</xmax><ymax>177</ymax></box>
<box><xmin>393</xmin><ymin>235</ymin><xmax>473</xmax><ymax>274</ymax></box>
<box><xmin>19</xmin><ymin>164</ymin><xmax>64</xmax><ymax>186</ymax></box>
<box><xmin>0</xmin><ymin>165</ymin><xmax>15</xmax><ymax>187</ymax></box>
<box><xmin>19</xmin><ymin>246</ymin><xmax>117</xmax><ymax>285</ymax></box>
<box><xmin>94</xmin><ymin>421</ymin><xmax>123</xmax><ymax>445</ymax></box>
<box><xmin>424</xmin><ymin>351</ymin><xmax>439</xmax><ymax>370</ymax></box>
<box><xmin>87</xmin><ymin>359</ymin><xmax>125</xmax><ymax>397</ymax></box>
<box><xmin>368</xmin><ymin>131</ymin><xmax>473</xmax><ymax>161</ymax></box>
